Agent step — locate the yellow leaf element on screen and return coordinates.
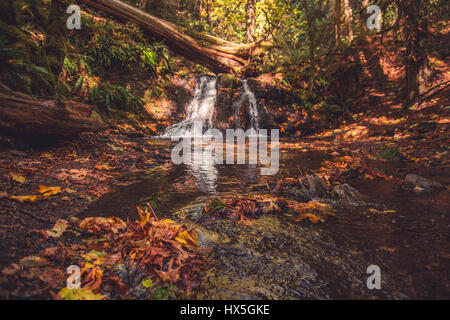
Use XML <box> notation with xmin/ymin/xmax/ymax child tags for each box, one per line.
<box><xmin>10</xmin><ymin>195</ymin><xmax>39</xmax><ymax>202</ymax></box>
<box><xmin>38</xmin><ymin>185</ymin><xmax>61</xmax><ymax>196</ymax></box>
<box><xmin>11</xmin><ymin>173</ymin><xmax>26</xmax><ymax>183</ymax></box>
<box><xmin>175</xmin><ymin>230</ymin><xmax>199</xmax><ymax>246</ymax></box>
<box><xmin>47</xmin><ymin>219</ymin><xmax>68</xmax><ymax>238</ymax></box>
<box><xmin>10</xmin><ymin>186</ymin><xmax>61</xmax><ymax>202</ymax></box>
<box><xmin>160</xmin><ymin>219</ymin><xmax>177</xmax><ymax>227</ymax></box>
<box><xmin>369</xmin><ymin>208</ymin><xmax>397</xmax><ymax>214</ymax></box>
<box><xmin>137</xmin><ymin>206</ymin><xmax>151</xmax><ymax>225</ymax></box>
<box><xmin>95</xmin><ymin>163</ymin><xmax>115</xmax><ymax>171</ymax></box>
<box><xmin>58</xmin><ymin>288</ymin><xmax>106</xmax><ymax>300</ymax></box>
<box><xmin>41</xmin><ymin>152</ymin><xmax>53</xmax><ymax>158</ymax></box>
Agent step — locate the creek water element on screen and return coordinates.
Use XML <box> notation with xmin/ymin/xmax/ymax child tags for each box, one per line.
<box><xmin>82</xmin><ymin>76</ymin><xmax>449</xmax><ymax>299</ymax></box>
<box><xmin>82</xmin><ymin>138</ymin><xmax>449</xmax><ymax>299</ymax></box>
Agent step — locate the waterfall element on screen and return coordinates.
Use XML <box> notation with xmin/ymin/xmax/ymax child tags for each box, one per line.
<box><xmin>163</xmin><ymin>75</ymin><xmax>217</xmax><ymax>138</ymax></box>
<box><xmin>234</xmin><ymin>80</ymin><xmax>260</xmax><ymax>130</ymax></box>
<box><xmin>163</xmin><ymin>75</ymin><xmax>260</xmax><ymax>138</ymax></box>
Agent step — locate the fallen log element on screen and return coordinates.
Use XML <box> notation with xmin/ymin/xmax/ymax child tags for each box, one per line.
<box><xmin>0</xmin><ymin>83</ymin><xmax>106</xmax><ymax>137</ymax></box>
<box><xmin>79</xmin><ymin>0</ymin><xmax>246</xmax><ymax>73</ymax></box>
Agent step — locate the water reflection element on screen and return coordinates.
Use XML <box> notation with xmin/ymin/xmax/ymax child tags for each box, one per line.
<box><xmin>184</xmin><ymin>144</ymin><xmax>219</xmax><ymax>195</ymax></box>
<box><xmin>183</xmin><ymin>141</ymin><xmax>263</xmax><ymax>195</ymax></box>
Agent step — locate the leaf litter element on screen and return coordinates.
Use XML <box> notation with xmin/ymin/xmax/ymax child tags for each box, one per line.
<box><xmin>1</xmin><ymin>205</ymin><xmax>208</xmax><ymax>300</ymax></box>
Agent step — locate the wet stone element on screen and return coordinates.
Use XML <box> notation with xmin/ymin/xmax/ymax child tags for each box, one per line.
<box><xmin>288</xmin><ymin>174</ymin><xmax>329</xmax><ymax>201</ymax></box>
<box><xmin>331</xmin><ymin>184</ymin><xmax>361</xmax><ymax>201</ymax></box>
<box><xmin>401</xmin><ymin>174</ymin><xmax>444</xmax><ymax>194</ymax></box>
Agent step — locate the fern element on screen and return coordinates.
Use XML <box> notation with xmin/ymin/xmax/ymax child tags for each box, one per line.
<box><xmin>0</xmin><ymin>36</ymin><xmax>53</xmax><ymax>95</ymax></box>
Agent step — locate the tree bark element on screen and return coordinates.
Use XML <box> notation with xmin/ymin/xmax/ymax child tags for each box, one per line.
<box><xmin>0</xmin><ymin>83</ymin><xmax>106</xmax><ymax>137</ymax></box>
<box><xmin>301</xmin><ymin>0</ymin><xmax>315</xmax><ymax>95</ymax></box>
<box><xmin>334</xmin><ymin>0</ymin><xmax>342</xmax><ymax>47</ymax></box>
<box><xmin>79</xmin><ymin>0</ymin><xmax>248</xmax><ymax>73</ymax></box>
<box><xmin>342</xmin><ymin>0</ymin><xmax>353</xmax><ymax>43</ymax></box>
<box><xmin>399</xmin><ymin>0</ymin><xmax>431</xmax><ymax>109</ymax></box>
<box><xmin>246</xmin><ymin>0</ymin><xmax>256</xmax><ymax>43</ymax></box>
<box><xmin>359</xmin><ymin>0</ymin><xmax>369</xmax><ymax>30</ymax></box>
<box><xmin>45</xmin><ymin>0</ymin><xmax>70</xmax><ymax>81</ymax></box>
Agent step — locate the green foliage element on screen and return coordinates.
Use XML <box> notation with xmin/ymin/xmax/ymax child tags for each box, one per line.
<box><xmin>379</xmin><ymin>148</ymin><xmax>399</xmax><ymax>161</ymax></box>
<box><xmin>0</xmin><ymin>35</ymin><xmax>53</xmax><ymax>95</ymax></box>
<box><xmin>208</xmin><ymin>199</ymin><xmax>226</xmax><ymax>214</ymax></box>
<box><xmin>60</xmin><ymin>53</ymin><xmax>144</xmax><ymax>112</ymax></box>
<box><xmin>89</xmin><ymin>84</ymin><xmax>144</xmax><ymax>112</ymax></box>
<box><xmin>56</xmin><ymin>15</ymin><xmax>173</xmax><ymax>113</ymax></box>
<box><xmin>152</xmin><ymin>285</ymin><xmax>183</xmax><ymax>300</ymax></box>
<box><xmin>88</xmin><ymin>22</ymin><xmax>172</xmax><ymax>77</ymax></box>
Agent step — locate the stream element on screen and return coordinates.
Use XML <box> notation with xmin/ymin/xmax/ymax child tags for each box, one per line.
<box><xmin>81</xmin><ymin>75</ymin><xmax>448</xmax><ymax>299</ymax></box>
<box><xmin>80</xmin><ymin>138</ymin><xmax>449</xmax><ymax>299</ymax></box>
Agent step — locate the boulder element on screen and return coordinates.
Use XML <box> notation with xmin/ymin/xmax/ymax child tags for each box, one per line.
<box><xmin>402</xmin><ymin>174</ymin><xmax>444</xmax><ymax>194</ymax></box>
<box><xmin>331</xmin><ymin>184</ymin><xmax>361</xmax><ymax>201</ymax></box>
<box><xmin>292</xmin><ymin>175</ymin><xmax>329</xmax><ymax>201</ymax></box>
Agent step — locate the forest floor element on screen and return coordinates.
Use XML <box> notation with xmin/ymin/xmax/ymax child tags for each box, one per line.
<box><xmin>0</xmin><ymin>33</ymin><xmax>449</xmax><ymax>299</ymax></box>
<box><xmin>1</xmin><ymin>94</ymin><xmax>448</xmax><ymax>298</ymax></box>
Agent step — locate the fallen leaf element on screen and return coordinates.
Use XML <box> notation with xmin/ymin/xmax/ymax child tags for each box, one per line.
<box><xmin>1</xmin><ymin>263</ymin><xmax>21</xmax><ymax>276</ymax></box>
<box><xmin>11</xmin><ymin>173</ymin><xmax>26</xmax><ymax>183</ymax></box>
<box><xmin>47</xmin><ymin>219</ymin><xmax>69</xmax><ymax>238</ymax></box>
<box><xmin>296</xmin><ymin>213</ymin><xmax>324</xmax><ymax>224</ymax></box>
<box><xmin>141</xmin><ymin>279</ymin><xmax>153</xmax><ymax>288</ymax></box>
<box><xmin>10</xmin><ymin>194</ymin><xmax>42</xmax><ymax>202</ymax></box>
<box><xmin>19</xmin><ymin>256</ymin><xmax>49</xmax><ymax>268</ymax></box>
<box><xmin>79</xmin><ymin>217</ymin><xmax>127</xmax><ymax>236</ymax></box>
<box><xmin>175</xmin><ymin>230</ymin><xmax>199</xmax><ymax>247</ymax></box>
<box><xmin>95</xmin><ymin>163</ymin><xmax>115</xmax><ymax>171</ymax></box>
<box><xmin>11</xmin><ymin>185</ymin><xmax>62</xmax><ymax>202</ymax></box>
<box><xmin>58</xmin><ymin>288</ymin><xmax>106</xmax><ymax>300</ymax></box>
<box><xmin>369</xmin><ymin>208</ymin><xmax>397</xmax><ymax>214</ymax></box>
<box><xmin>38</xmin><ymin>185</ymin><xmax>61</xmax><ymax>196</ymax></box>
<box><xmin>41</xmin><ymin>152</ymin><xmax>53</xmax><ymax>158</ymax></box>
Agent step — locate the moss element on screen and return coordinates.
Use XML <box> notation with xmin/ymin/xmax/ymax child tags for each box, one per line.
<box><xmin>90</xmin><ymin>110</ymin><xmax>104</xmax><ymax>124</ymax></box>
<box><xmin>45</xmin><ymin>0</ymin><xmax>70</xmax><ymax>79</ymax></box>
<box><xmin>217</xmin><ymin>73</ymin><xmax>238</xmax><ymax>89</ymax></box>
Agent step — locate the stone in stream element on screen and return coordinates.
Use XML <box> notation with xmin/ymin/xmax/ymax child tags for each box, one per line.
<box><xmin>401</xmin><ymin>174</ymin><xmax>444</xmax><ymax>194</ymax></box>
<box><xmin>331</xmin><ymin>183</ymin><xmax>361</xmax><ymax>201</ymax></box>
<box><xmin>293</xmin><ymin>174</ymin><xmax>329</xmax><ymax>201</ymax></box>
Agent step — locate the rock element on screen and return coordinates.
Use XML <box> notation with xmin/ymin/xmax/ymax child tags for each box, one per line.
<box><xmin>292</xmin><ymin>175</ymin><xmax>328</xmax><ymax>201</ymax></box>
<box><xmin>332</xmin><ymin>184</ymin><xmax>361</xmax><ymax>200</ymax></box>
<box><xmin>402</xmin><ymin>174</ymin><xmax>444</xmax><ymax>194</ymax></box>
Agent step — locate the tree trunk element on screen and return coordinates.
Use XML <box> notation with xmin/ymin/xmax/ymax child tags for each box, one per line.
<box><xmin>334</xmin><ymin>0</ymin><xmax>342</xmax><ymax>47</ymax></box>
<box><xmin>359</xmin><ymin>0</ymin><xmax>369</xmax><ymax>30</ymax></box>
<box><xmin>246</xmin><ymin>0</ymin><xmax>256</xmax><ymax>43</ymax></box>
<box><xmin>79</xmin><ymin>0</ymin><xmax>247</xmax><ymax>73</ymax></box>
<box><xmin>399</xmin><ymin>0</ymin><xmax>431</xmax><ymax>109</ymax></box>
<box><xmin>342</xmin><ymin>0</ymin><xmax>353</xmax><ymax>43</ymax></box>
<box><xmin>0</xmin><ymin>83</ymin><xmax>106</xmax><ymax>137</ymax></box>
<box><xmin>45</xmin><ymin>0</ymin><xmax>70</xmax><ymax>82</ymax></box>
<box><xmin>301</xmin><ymin>0</ymin><xmax>315</xmax><ymax>95</ymax></box>
<box><xmin>0</xmin><ymin>0</ymin><xmax>32</xmax><ymax>58</ymax></box>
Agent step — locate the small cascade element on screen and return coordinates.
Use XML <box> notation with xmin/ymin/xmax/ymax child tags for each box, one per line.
<box><xmin>163</xmin><ymin>75</ymin><xmax>260</xmax><ymax>138</ymax></box>
<box><xmin>163</xmin><ymin>74</ymin><xmax>217</xmax><ymax>138</ymax></box>
<box><xmin>234</xmin><ymin>80</ymin><xmax>260</xmax><ymax>130</ymax></box>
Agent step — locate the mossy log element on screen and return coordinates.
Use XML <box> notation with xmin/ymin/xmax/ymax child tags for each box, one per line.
<box><xmin>0</xmin><ymin>83</ymin><xmax>106</xmax><ymax>137</ymax></box>
<box><xmin>79</xmin><ymin>0</ymin><xmax>250</xmax><ymax>73</ymax></box>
